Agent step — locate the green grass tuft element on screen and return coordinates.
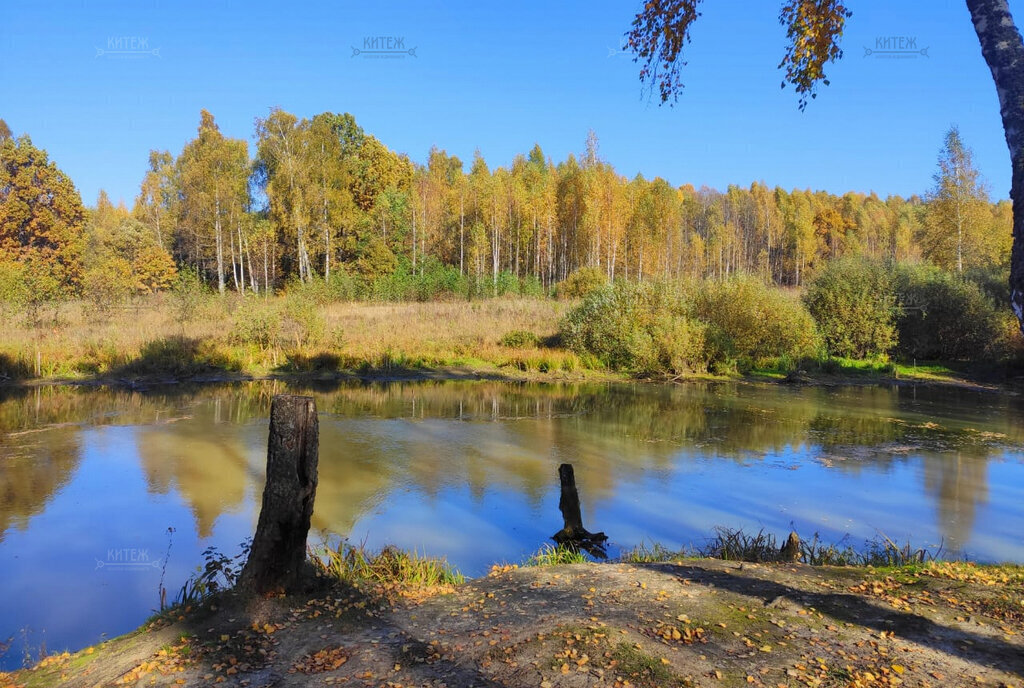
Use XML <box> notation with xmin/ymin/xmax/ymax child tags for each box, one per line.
<box><xmin>310</xmin><ymin>541</ymin><xmax>464</xmax><ymax>587</ymax></box>
<box><xmin>525</xmin><ymin>544</ymin><xmax>588</xmax><ymax>566</ymax></box>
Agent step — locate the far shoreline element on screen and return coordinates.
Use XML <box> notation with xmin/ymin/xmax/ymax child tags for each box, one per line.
<box><xmin>1</xmin><ymin>358</ymin><xmax>1018</xmax><ymax>396</ymax></box>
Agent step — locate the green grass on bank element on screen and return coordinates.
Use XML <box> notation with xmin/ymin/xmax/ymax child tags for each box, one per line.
<box><xmin>617</xmin><ymin>528</ymin><xmax>946</xmax><ymax>568</ymax></box>
<box><xmin>0</xmin><ymin>288</ymin><xmax>1019</xmax><ymax>392</ymax></box>
<box><xmin>309</xmin><ymin>541</ymin><xmax>464</xmax><ymax>588</ymax></box>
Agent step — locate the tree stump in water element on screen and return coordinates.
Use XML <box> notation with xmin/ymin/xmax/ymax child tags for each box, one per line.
<box><xmin>552</xmin><ymin>463</ymin><xmax>608</xmax><ymax>557</ymax></box>
<box><xmin>239</xmin><ymin>395</ymin><xmax>319</xmax><ymax>595</ymax></box>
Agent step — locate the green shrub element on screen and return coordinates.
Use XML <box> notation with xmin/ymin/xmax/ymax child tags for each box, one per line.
<box><xmin>519</xmin><ymin>274</ymin><xmax>546</xmax><ymax>298</ymax></box>
<box><xmin>284</xmin><ymin>276</ymin><xmax>333</xmax><ymax>306</ymax></box>
<box><xmin>281</xmin><ymin>293</ymin><xmax>326</xmax><ymax>348</ymax></box>
<box><xmin>364</xmin><ymin>266</ymin><xmax>404</xmax><ymax>302</ymax></box>
<box><xmin>804</xmin><ymin>257</ymin><xmax>898</xmax><ymax>358</ymax></box>
<box><xmin>0</xmin><ymin>260</ymin><xmax>29</xmax><ymax>322</ymax></box>
<box><xmin>696</xmin><ymin>276</ymin><xmax>821</xmax><ymax>366</ymax></box>
<box><xmin>499</xmin><ymin>330</ymin><xmax>541</xmax><ymax>348</ymax></box>
<box><xmin>230</xmin><ymin>299</ymin><xmax>281</xmax><ymax>351</ymax></box>
<box><xmin>365</xmin><ymin>259</ymin><xmax>469</xmax><ymax>302</ymax></box>
<box><xmin>170</xmin><ymin>267</ymin><xmax>207</xmax><ymax>328</ymax></box>
<box><xmin>559</xmin><ymin>278</ymin><xmax>818</xmax><ymax>375</ymax></box>
<box><xmin>353</xmin><ymin>235</ymin><xmax>399</xmax><ymax>281</ymax></box>
<box><xmin>895</xmin><ymin>264</ymin><xmax>1002</xmax><ymax>360</ymax></box>
<box><xmin>559</xmin><ymin>282</ymin><xmax>655</xmax><ymax>370</ymax></box>
<box><xmin>639</xmin><ymin>312</ymin><xmax>708</xmax><ymax>375</ymax></box>
<box><xmin>559</xmin><ymin>281</ymin><xmax>708</xmax><ymax>374</ymax></box>
<box><xmin>495</xmin><ymin>270</ymin><xmax>519</xmax><ymax>297</ymax></box>
<box><xmin>9</xmin><ymin>262</ymin><xmax>63</xmax><ymax>329</ymax></box>
<box><xmin>417</xmin><ymin>261</ymin><xmax>468</xmax><ymax>301</ymax></box>
<box><xmin>82</xmin><ymin>257</ymin><xmax>135</xmax><ymax>316</ymax></box>
<box><xmin>326</xmin><ymin>268</ymin><xmax>359</xmax><ymax>301</ymax></box>
<box><xmin>963</xmin><ymin>265</ymin><xmax>1010</xmax><ymax>307</ymax></box>
<box><xmin>556</xmin><ymin>267</ymin><xmax>608</xmax><ymax>299</ymax></box>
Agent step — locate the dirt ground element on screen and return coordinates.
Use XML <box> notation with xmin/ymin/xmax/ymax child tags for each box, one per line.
<box><xmin>4</xmin><ymin>558</ymin><xmax>1023</xmax><ymax>688</ymax></box>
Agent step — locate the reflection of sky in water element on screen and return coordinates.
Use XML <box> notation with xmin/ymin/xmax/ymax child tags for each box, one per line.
<box><xmin>0</xmin><ymin>425</ymin><xmax>257</xmax><ymax>670</ymax></box>
<box><xmin>0</xmin><ymin>380</ymin><xmax>1023</xmax><ymax>669</ymax></box>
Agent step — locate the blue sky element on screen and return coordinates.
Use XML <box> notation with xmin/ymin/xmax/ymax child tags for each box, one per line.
<box><xmin>0</xmin><ymin>0</ymin><xmax>1018</xmax><ymax>206</ymax></box>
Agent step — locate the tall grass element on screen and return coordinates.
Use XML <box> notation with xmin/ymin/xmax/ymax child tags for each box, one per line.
<box><xmin>699</xmin><ymin>528</ymin><xmax>941</xmax><ymax>566</ymax></box>
<box><xmin>524</xmin><ymin>544</ymin><xmax>588</xmax><ymax>566</ymax></box>
<box><xmin>617</xmin><ymin>528</ymin><xmax>943</xmax><ymax>568</ymax></box>
<box><xmin>310</xmin><ymin>541</ymin><xmax>464</xmax><ymax>587</ymax></box>
<box><xmin>616</xmin><ymin>542</ymin><xmax>681</xmax><ymax>564</ymax></box>
<box><xmin>0</xmin><ymin>295</ymin><xmax>569</xmax><ymax>381</ymax></box>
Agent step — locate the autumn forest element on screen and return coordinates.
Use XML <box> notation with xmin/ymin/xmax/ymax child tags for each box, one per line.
<box><xmin>0</xmin><ymin>109</ymin><xmax>1018</xmax><ymax>382</ymax></box>
<box><xmin>0</xmin><ymin>109</ymin><xmax>1011</xmax><ymax>299</ymax></box>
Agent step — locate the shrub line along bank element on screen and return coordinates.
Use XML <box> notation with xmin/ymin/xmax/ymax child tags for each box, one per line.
<box><xmin>559</xmin><ymin>258</ymin><xmax>1023</xmax><ymax>377</ymax></box>
<box><xmin>0</xmin><ymin>259</ymin><xmax>1020</xmax><ymax>385</ymax></box>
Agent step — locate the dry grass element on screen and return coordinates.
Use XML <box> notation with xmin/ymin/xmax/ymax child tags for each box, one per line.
<box><xmin>325</xmin><ymin>299</ymin><xmax>566</xmax><ymax>361</ymax></box>
<box><xmin>0</xmin><ymin>295</ymin><xmax>578</xmax><ymax>381</ymax></box>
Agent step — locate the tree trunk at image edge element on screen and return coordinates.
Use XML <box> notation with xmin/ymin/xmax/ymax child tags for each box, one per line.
<box><xmin>968</xmin><ymin>0</ymin><xmax>1024</xmax><ymax>330</ymax></box>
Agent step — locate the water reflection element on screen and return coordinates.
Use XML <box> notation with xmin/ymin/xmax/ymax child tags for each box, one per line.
<box><xmin>137</xmin><ymin>423</ymin><xmax>254</xmax><ymax>538</ymax></box>
<box><xmin>0</xmin><ymin>379</ymin><xmax>1023</xmax><ymax>668</ymax></box>
<box><xmin>0</xmin><ymin>428</ymin><xmax>80</xmax><ymax>544</ymax></box>
<box><xmin>923</xmin><ymin>452</ymin><xmax>990</xmax><ymax>552</ymax></box>
<box><xmin>1</xmin><ymin>380</ymin><xmax>1022</xmax><ymax>553</ymax></box>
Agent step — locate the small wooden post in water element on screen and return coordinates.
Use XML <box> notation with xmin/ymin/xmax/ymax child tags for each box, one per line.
<box><xmin>239</xmin><ymin>394</ymin><xmax>319</xmax><ymax>595</ymax></box>
<box><xmin>780</xmin><ymin>531</ymin><xmax>801</xmax><ymax>562</ymax></box>
<box><xmin>555</xmin><ymin>464</ymin><xmax>585</xmax><ymax>539</ymax></box>
<box><xmin>552</xmin><ymin>463</ymin><xmax>607</xmax><ymax>554</ymax></box>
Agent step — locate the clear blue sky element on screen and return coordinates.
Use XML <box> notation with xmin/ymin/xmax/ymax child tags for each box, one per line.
<box><xmin>1</xmin><ymin>0</ymin><xmax>1018</xmax><ymax>206</ymax></box>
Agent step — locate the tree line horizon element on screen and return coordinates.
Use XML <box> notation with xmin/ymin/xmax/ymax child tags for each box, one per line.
<box><xmin>0</xmin><ymin>109</ymin><xmax>1010</xmax><ymax>301</ymax></box>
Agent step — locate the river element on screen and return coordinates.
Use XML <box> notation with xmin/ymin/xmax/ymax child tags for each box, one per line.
<box><xmin>0</xmin><ymin>378</ymin><xmax>1022</xmax><ymax>669</ymax></box>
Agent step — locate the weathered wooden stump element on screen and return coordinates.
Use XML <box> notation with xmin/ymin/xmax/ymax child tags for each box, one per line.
<box><xmin>552</xmin><ymin>463</ymin><xmax>608</xmax><ymax>557</ymax></box>
<box><xmin>239</xmin><ymin>394</ymin><xmax>319</xmax><ymax>595</ymax></box>
<box><xmin>780</xmin><ymin>531</ymin><xmax>801</xmax><ymax>562</ymax></box>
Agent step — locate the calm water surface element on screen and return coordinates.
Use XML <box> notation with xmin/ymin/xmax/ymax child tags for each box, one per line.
<box><xmin>1</xmin><ymin>379</ymin><xmax>1023</xmax><ymax>669</ymax></box>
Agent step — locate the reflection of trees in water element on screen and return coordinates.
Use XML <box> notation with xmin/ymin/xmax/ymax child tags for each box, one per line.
<box><xmin>0</xmin><ymin>383</ymin><xmax>272</xmax><ymax>543</ymax></box>
<box><xmin>922</xmin><ymin>450</ymin><xmax>990</xmax><ymax>553</ymax></box>
<box><xmin>0</xmin><ymin>428</ymin><xmax>80</xmax><ymax>542</ymax></box>
<box><xmin>1</xmin><ymin>379</ymin><xmax>1021</xmax><ymax>550</ymax></box>
<box><xmin>809</xmin><ymin>387</ymin><xmax>902</xmax><ymax>451</ymax></box>
<box><xmin>136</xmin><ymin>427</ymin><xmax>253</xmax><ymax>538</ymax></box>
<box><xmin>210</xmin><ymin>381</ymin><xmax>1024</xmax><ymax>556</ymax></box>
<box><xmin>310</xmin><ymin>423</ymin><xmax>398</xmax><ymax>536</ymax></box>
<box><xmin>0</xmin><ymin>383</ymin><xmax>271</xmax><ymax>435</ymax></box>
<box><xmin>137</xmin><ymin>385</ymin><xmax>273</xmax><ymax>538</ymax></box>
<box><xmin>0</xmin><ymin>385</ymin><xmax>129</xmax><ymax>433</ymax></box>
<box><xmin>810</xmin><ymin>384</ymin><xmax>1024</xmax><ymax>460</ymax></box>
